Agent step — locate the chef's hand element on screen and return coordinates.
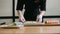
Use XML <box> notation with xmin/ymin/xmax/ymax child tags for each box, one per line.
<box><xmin>36</xmin><ymin>15</ymin><xmax>43</xmax><ymax>23</ymax></box>
<box><xmin>19</xmin><ymin>15</ymin><xmax>25</xmax><ymax>22</ymax></box>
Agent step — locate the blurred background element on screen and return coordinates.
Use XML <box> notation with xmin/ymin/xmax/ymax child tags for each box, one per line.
<box><xmin>0</xmin><ymin>0</ymin><xmax>60</xmax><ymax>24</ymax></box>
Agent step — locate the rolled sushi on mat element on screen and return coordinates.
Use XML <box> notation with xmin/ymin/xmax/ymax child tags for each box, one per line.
<box><xmin>15</xmin><ymin>22</ymin><xmax>24</xmax><ymax>27</ymax></box>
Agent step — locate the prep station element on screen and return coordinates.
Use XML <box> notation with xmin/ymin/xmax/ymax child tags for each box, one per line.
<box><xmin>0</xmin><ymin>21</ymin><xmax>60</xmax><ymax>34</ymax></box>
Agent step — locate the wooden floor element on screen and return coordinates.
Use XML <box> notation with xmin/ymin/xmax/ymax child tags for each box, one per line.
<box><xmin>0</xmin><ymin>26</ymin><xmax>60</xmax><ymax>34</ymax></box>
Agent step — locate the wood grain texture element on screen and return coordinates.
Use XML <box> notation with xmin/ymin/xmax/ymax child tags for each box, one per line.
<box><xmin>0</xmin><ymin>26</ymin><xmax>60</xmax><ymax>34</ymax></box>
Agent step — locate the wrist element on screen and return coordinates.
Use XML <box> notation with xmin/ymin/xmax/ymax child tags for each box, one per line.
<box><xmin>19</xmin><ymin>14</ymin><xmax>23</xmax><ymax>18</ymax></box>
<box><xmin>37</xmin><ymin>15</ymin><xmax>43</xmax><ymax>18</ymax></box>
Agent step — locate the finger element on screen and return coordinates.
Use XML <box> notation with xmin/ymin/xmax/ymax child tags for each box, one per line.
<box><xmin>36</xmin><ymin>18</ymin><xmax>38</xmax><ymax>21</ymax></box>
<box><xmin>38</xmin><ymin>19</ymin><xmax>39</xmax><ymax>21</ymax></box>
<box><xmin>39</xmin><ymin>18</ymin><xmax>42</xmax><ymax>22</ymax></box>
<box><xmin>22</xmin><ymin>19</ymin><xmax>25</xmax><ymax>22</ymax></box>
<box><xmin>19</xmin><ymin>18</ymin><xmax>23</xmax><ymax>22</ymax></box>
<box><xmin>36</xmin><ymin>18</ymin><xmax>39</xmax><ymax>22</ymax></box>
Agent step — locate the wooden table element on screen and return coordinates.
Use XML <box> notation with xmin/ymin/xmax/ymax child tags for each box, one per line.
<box><xmin>0</xmin><ymin>21</ymin><xmax>60</xmax><ymax>34</ymax></box>
<box><xmin>0</xmin><ymin>26</ymin><xmax>60</xmax><ymax>34</ymax></box>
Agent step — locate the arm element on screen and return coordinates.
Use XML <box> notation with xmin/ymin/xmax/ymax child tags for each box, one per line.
<box><xmin>16</xmin><ymin>0</ymin><xmax>25</xmax><ymax>22</ymax></box>
<box><xmin>40</xmin><ymin>0</ymin><xmax>46</xmax><ymax>16</ymax></box>
<box><xmin>36</xmin><ymin>0</ymin><xmax>46</xmax><ymax>22</ymax></box>
<box><xmin>17</xmin><ymin>10</ymin><xmax>22</xmax><ymax>18</ymax></box>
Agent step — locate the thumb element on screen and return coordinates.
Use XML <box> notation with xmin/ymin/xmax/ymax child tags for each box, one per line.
<box><xmin>22</xmin><ymin>18</ymin><xmax>26</xmax><ymax>22</ymax></box>
<box><xmin>36</xmin><ymin>18</ymin><xmax>40</xmax><ymax>22</ymax></box>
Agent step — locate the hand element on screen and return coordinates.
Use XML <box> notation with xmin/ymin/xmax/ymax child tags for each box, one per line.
<box><xmin>36</xmin><ymin>15</ymin><xmax>42</xmax><ymax>23</ymax></box>
<box><xmin>19</xmin><ymin>15</ymin><xmax>25</xmax><ymax>22</ymax></box>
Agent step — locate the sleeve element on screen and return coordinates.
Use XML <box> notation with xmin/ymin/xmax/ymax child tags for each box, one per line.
<box><xmin>16</xmin><ymin>0</ymin><xmax>25</xmax><ymax>11</ymax></box>
<box><xmin>40</xmin><ymin>0</ymin><xmax>46</xmax><ymax>11</ymax></box>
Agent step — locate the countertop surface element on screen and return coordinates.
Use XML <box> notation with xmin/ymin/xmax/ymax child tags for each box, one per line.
<box><xmin>0</xmin><ymin>26</ymin><xmax>60</xmax><ymax>34</ymax></box>
<box><xmin>0</xmin><ymin>21</ymin><xmax>60</xmax><ymax>34</ymax></box>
